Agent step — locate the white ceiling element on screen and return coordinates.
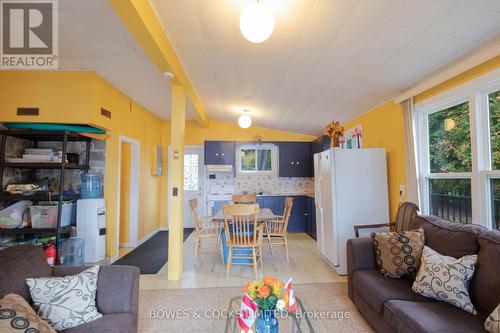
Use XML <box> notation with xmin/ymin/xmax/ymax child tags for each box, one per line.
<box><xmin>58</xmin><ymin>0</ymin><xmax>176</xmax><ymax>120</ymax></box>
<box><xmin>151</xmin><ymin>0</ymin><xmax>500</xmax><ymax>134</ymax></box>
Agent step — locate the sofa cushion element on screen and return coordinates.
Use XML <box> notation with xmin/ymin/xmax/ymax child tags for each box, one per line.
<box><xmin>352</xmin><ymin>270</ymin><xmax>431</xmax><ymax>314</ymax></box>
<box><xmin>383</xmin><ymin>299</ymin><xmax>485</xmax><ymax>333</ymax></box>
<box><xmin>412</xmin><ymin>246</ymin><xmax>478</xmax><ymax>314</ymax></box>
<box><xmin>371</xmin><ymin>228</ymin><xmax>425</xmax><ymax>279</ymax></box>
<box><xmin>410</xmin><ymin>216</ymin><xmax>486</xmax><ymax>258</ymax></box>
<box><xmin>0</xmin><ymin>293</ymin><xmax>56</xmax><ymax>333</ymax></box>
<box><xmin>0</xmin><ymin>245</ymin><xmax>52</xmax><ymax>300</ymax></box>
<box><xmin>485</xmin><ymin>303</ymin><xmax>500</xmax><ymax>333</ymax></box>
<box><xmin>471</xmin><ymin>230</ymin><xmax>500</xmax><ymax>320</ymax></box>
<box><xmin>26</xmin><ymin>265</ymin><xmax>102</xmax><ymax>331</ymax></box>
<box><xmin>62</xmin><ymin>313</ymin><xmax>135</xmax><ymax>333</ymax></box>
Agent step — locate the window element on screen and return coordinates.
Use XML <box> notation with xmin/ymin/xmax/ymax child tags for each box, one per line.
<box><xmin>237</xmin><ymin>144</ymin><xmax>276</xmax><ymax>174</ymax></box>
<box><xmin>416</xmin><ymin>78</ymin><xmax>500</xmax><ymax>230</ymax></box>
<box><xmin>489</xmin><ymin>90</ymin><xmax>500</xmax><ymax>229</ymax></box>
<box><xmin>183</xmin><ymin>154</ymin><xmax>199</xmax><ymax>191</ymax></box>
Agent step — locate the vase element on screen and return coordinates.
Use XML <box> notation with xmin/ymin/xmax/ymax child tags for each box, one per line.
<box><xmin>330</xmin><ymin>136</ymin><xmax>340</xmax><ymax>148</ymax></box>
<box><xmin>255</xmin><ymin>309</ymin><xmax>279</xmax><ymax>333</ymax></box>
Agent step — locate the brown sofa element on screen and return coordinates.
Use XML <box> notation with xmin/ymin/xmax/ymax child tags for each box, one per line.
<box><xmin>0</xmin><ymin>245</ymin><xmax>140</xmax><ymax>333</ymax></box>
<box><xmin>347</xmin><ymin>215</ymin><xmax>500</xmax><ymax>333</ymax></box>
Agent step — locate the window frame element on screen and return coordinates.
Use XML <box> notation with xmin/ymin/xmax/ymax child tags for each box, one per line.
<box><xmin>235</xmin><ymin>144</ymin><xmax>277</xmax><ymax>175</ymax></box>
<box><xmin>415</xmin><ymin>73</ymin><xmax>500</xmax><ymax>229</ymax></box>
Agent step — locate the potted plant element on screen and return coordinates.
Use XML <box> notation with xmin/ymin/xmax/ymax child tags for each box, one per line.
<box><xmin>242</xmin><ymin>276</ymin><xmax>288</xmax><ymax>333</ymax></box>
<box><xmin>324</xmin><ymin>121</ymin><xmax>345</xmax><ymax>147</ymax></box>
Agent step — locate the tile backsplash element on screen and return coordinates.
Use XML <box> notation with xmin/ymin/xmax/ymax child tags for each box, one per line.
<box><xmin>205</xmin><ymin>171</ymin><xmax>314</xmax><ymax>195</ymax></box>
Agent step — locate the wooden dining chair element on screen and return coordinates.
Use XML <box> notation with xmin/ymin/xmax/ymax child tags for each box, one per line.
<box><xmin>189</xmin><ymin>198</ymin><xmax>221</xmax><ymax>261</ymax></box>
<box><xmin>353</xmin><ymin>202</ymin><xmax>419</xmax><ymax>237</ymax></box>
<box><xmin>264</xmin><ymin>197</ymin><xmax>293</xmax><ymax>263</ymax></box>
<box><xmin>232</xmin><ymin>194</ymin><xmax>257</xmax><ymax>204</ymax></box>
<box><xmin>223</xmin><ymin>203</ymin><xmax>264</xmax><ymax>279</ymax></box>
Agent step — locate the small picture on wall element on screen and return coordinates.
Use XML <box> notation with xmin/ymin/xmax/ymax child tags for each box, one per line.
<box><xmin>343</xmin><ymin>125</ymin><xmax>362</xmax><ymax>149</ymax></box>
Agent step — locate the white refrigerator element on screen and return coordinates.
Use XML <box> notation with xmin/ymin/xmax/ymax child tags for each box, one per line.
<box><xmin>314</xmin><ymin>148</ymin><xmax>389</xmax><ymax>275</ymax></box>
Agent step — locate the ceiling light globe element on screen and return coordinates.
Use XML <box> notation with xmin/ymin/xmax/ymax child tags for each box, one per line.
<box><xmin>239</xmin><ymin>2</ymin><xmax>275</xmax><ymax>43</ymax></box>
<box><xmin>238</xmin><ymin>114</ymin><xmax>252</xmax><ymax>129</ymax></box>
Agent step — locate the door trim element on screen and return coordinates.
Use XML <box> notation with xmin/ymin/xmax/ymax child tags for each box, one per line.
<box><xmin>116</xmin><ymin>136</ymin><xmax>140</xmax><ymax>255</ymax></box>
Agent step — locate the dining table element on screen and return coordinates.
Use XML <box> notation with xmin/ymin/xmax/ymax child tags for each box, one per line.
<box><xmin>211</xmin><ymin>208</ymin><xmax>278</xmax><ymax>271</ymax></box>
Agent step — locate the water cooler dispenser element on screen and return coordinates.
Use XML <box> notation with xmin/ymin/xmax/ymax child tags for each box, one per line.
<box><xmin>76</xmin><ymin>199</ymin><xmax>106</xmax><ymax>263</ymax></box>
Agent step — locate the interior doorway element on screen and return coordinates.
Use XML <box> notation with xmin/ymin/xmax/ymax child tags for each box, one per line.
<box><xmin>183</xmin><ymin>146</ymin><xmax>205</xmax><ymax>228</ymax></box>
<box><xmin>116</xmin><ymin>136</ymin><xmax>140</xmax><ymax>260</ymax></box>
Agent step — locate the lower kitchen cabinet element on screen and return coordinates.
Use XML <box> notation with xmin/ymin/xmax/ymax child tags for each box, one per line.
<box><xmin>213</xmin><ymin>195</ymin><xmax>314</xmax><ymax>234</ymax></box>
<box><xmin>305</xmin><ymin>196</ymin><xmax>316</xmax><ymax>240</ymax></box>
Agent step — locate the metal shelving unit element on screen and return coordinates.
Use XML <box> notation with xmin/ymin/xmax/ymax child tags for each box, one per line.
<box><xmin>0</xmin><ymin>129</ymin><xmax>92</xmax><ymax>263</ymax></box>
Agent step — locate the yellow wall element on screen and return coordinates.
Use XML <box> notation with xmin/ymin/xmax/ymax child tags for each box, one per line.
<box><xmin>0</xmin><ymin>71</ymin><xmax>165</xmax><ymax>259</ymax></box>
<box><xmin>0</xmin><ymin>71</ymin><xmax>314</xmax><ymax>258</ymax></box>
<box><xmin>415</xmin><ymin>55</ymin><xmax>500</xmax><ymax>103</ymax></box>
<box><xmin>182</xmin><ymin>120</ymin><xmax>315</xmax><ymax>144</ymax></box>
<box><xmin>119</xmin><ymin>142</ymin><xmax>131</xmax><ymax>244</ymax></box>
<box><xmin>343</xmin><ymin>56</ymin><xmax>500</xmax><ymax>221</ymax></box>
<box><xmin>345</xmin><ymin>101</ymin><xmax>406</xmax><ymax>220</ymax></box>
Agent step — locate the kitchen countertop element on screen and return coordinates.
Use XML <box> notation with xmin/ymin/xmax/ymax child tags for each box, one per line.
<box><xmin>255</xmin><ymin>193</ymin><xmax>314</xmax><ymax>198</ymax></box>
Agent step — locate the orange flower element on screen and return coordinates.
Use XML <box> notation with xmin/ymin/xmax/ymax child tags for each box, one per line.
<box><xmin>263</xmin><ymin>276</ymin><xmax>275</xmax><ymax>285</ymax></box>
<box><xmin>258</xmin><ymin>285</ymin><xmax>270</xmax><ymax>298</ymax></box>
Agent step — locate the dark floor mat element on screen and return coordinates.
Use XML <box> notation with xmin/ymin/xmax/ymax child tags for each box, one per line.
<box><xmin>112</xmin><ymin>228</ymin><xmax>194</xmax><ymax>274</ymax></box>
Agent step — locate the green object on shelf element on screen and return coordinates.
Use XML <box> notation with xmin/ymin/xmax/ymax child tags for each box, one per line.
<box><xmin>5</xmin><ymin>123</ymin><xmax>105</xmax><ymax>134</ymax></box>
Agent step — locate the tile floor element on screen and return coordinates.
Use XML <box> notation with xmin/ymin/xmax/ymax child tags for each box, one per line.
<box><xmin>140</xmin><ymin>232</ymin><xmax>346</xmax><ymax>290</ymax></box>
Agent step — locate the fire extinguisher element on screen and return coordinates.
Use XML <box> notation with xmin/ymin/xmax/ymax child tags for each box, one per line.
<box><xmin>45</xmin><ymin>241</ymin><xmax>57</xmax><ymax>266</ymax></box>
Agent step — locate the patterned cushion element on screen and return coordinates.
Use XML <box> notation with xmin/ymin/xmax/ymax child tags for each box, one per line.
<box><xmin>26</xmin><ymin>265</ymin><xmax>102</xmax><ymax>331</ymax></box>
<box><xmin>412</xmin><ymin>246</ymin><xmax>477</xmax><ymax>314</ymax></box>
<box><xmin>0</xmin><ymin>293</ymin><xmax>55</xmax><ymax>333</ymax></box>
<box><xmin>371</xmin><ymin>228</ymin><xmax>425</xmax><ymax>279</ymax></box>
<box><xmin>486</xmin><ymin>304</ymin><xmax>500</xmax><ymax>333</ymax></box>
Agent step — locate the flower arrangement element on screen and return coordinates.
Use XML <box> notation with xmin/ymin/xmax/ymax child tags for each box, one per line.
<box><xmin>243</xmin><ymin>276</ymin><xmax>286</xmax><ymax>311</ymax></box>
<box><xmin>324</xmin><ymin>121</ymin><xmax>345</xmax><ymax>147</ymax></box>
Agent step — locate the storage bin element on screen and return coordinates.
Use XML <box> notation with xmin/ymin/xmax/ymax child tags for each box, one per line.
<box><xmin>60</xmin><ymin>237</ymin><xmax>84</xmax><ymax>266</ymax></box>
<box><xmin>0</xmin><ymin>200</ymin><xmax>32</xmax><ymax>228</ymax></box>
<box><xmin>30</xmin><ymin>202</ymin><xmax>75</xmax><ymax>228</ymax></box>
<box><xmin>80</xmin><ymin>173</ymin><xmax>103</xmax><ymax>199</ymax></box>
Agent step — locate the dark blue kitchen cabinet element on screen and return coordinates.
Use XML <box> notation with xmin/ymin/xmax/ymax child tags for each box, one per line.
<box><xmin>204</xmin><ymin>141</ymin><xmax>235</xmax><ymax>165</ymax></box>
<box><xmin>305</xmin><ymin>196</ymin><xmax>316</xmax><ymax>240</ymax></box>
<box><xmin>217</xmin><ymin>195</ymin><xmax>309</xmax><ymax>233</ymax></box>
<box><xmin>277</xmin><ymin>143</ymin><xmax>295</xmax><ymax>177</ymax></box>
<box><xmin>287</xmin><ymin>196</ymin><xmax>306</xmax><ymax>232</ymax></box>
<box><xmin>256</xmin><ymin>196</ymin><xmax>305</xmax><ymax>232</ymax></box>
<box><xmin>294</xmin><ymin>142</ymin><xmax>312</xmax><ymax>177</ymax></box>
<box><xmin>277</xmin><ymin>142</ymin><xmax>313</xmax><ymax>178</ymax></box>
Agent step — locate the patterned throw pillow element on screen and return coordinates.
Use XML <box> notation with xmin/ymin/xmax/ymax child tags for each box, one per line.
<box><xmin>412</xmin><ymin>246</ymin><xmax>478</xmax><ymax>314</ymax></box>
<box><xmin>26</xmin><ymin>266</ymin><xmax>102</xmax><ymax>331</ymax></box>
<box><xmin>0</xmin><ymin>293</ymin><xmax>55</xmax><ymax>333</ymax></box>
<box><xmin>371</xmin><ymin>228</ymin><xmax>425</xmax><ymax>279</ymax></box>
<box><xmin>485</xmin><ymin>304</ymin><xmax>500</xmax><ymax>333</ymax></box>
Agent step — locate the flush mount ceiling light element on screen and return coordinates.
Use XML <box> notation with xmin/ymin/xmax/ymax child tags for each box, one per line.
<box><xmin>239</xmin><ymin>1</ymin><xmax>275</xmax><ymax>43</ymax></box>
<box><xmin>238</xmin><ymin>110</ymin><xmax>252</xmax><ymax>129</ymax></box>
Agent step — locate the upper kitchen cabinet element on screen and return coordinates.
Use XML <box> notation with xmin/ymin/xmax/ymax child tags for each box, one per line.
<box><xmin>312</xmin><ymin>135</ymin><xmax>330</xmax><ymax>154</ymax></box>
<box><xmin>277</xmin><ymin>142</ymin><xmax>313</xmax><ymax>177</ymax></box>
<box><xmin>204</xmin><ymin>141</ymin><xmax>235</xmax><ymax>165</ymax></box>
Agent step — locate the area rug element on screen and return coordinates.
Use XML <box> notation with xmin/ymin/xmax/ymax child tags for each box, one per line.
<box><xmin>113</xmin><ymin>229</ymin><xmax>194</xmax><ymax>274</ymax></box>
<box><xmin>139</xmin><ymin>282</ymin><xmax>373</xmax><ymax>333</ymax></box>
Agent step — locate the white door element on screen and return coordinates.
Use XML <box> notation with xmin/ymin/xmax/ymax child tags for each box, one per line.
<box><xmin>183</xmin><ymin>146</ymin><xmax>204</xmax><ymax>228</ymax></box>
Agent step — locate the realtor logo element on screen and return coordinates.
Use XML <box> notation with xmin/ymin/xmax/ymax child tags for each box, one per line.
<box><xmin>1</xmin><ymin>0</ymin><xmax>58</xmax><ymax>69</ymax></box>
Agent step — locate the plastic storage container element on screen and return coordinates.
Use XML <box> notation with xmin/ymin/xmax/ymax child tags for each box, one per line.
<box><xmin>0</xmin><ymin>200</ymin><xmax>32</xmax><ymax>228</ymax></box>
<box><xmin>80</xmin><ymin>173</ymin><xmax>103</xmax><ymax>199</ymax></box>
<box><xmin>30</xmin><ymin>202</ymin><xmax>75</xmax><ymax>228</ymax></box>
<box><xmin>60</xmin><ymin>237</ymin><xmax>84</xmax><ymax>266</ymax></box>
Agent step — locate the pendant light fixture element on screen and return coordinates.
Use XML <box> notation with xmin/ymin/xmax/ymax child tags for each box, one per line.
<box><xmin>239</xmin><ymin>0</ymin><xmax>275</xmax><ymax>43</ymax></box>
<box><xmin>238</xmin><ymin>109</ymin><xmax>252</xmax><ymax>129</ymax></box>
